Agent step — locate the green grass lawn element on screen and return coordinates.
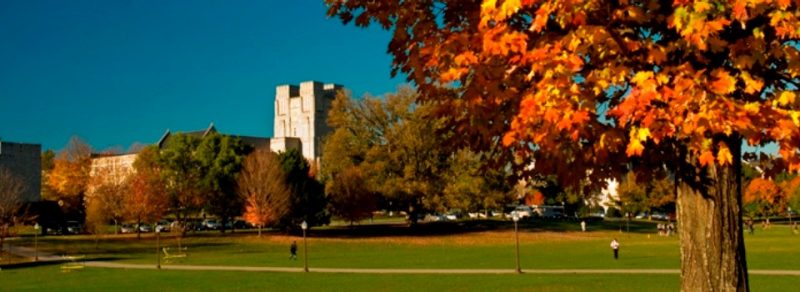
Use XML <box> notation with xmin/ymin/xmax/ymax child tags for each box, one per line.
<box><xmin>3</xmin><ymin>265</ymin><xmax>798</xmax><ymax>291</ymax></box>
<box><xmin>3</xmin><ymin>219</ymin><xmax>798</xmax><ymax>290</ymax></box>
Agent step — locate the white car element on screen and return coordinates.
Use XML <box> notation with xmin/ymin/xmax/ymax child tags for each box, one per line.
<box><xmin>203</xmin><ymin>219</ymin><xmax>222</xmax><ymax>230</ymax></box>
<box><xmin>511</xmin><ymin>206</ymin><xmax>533</xmax><ymax>219</ymax></box>
<box><xmin>120</xmin><ymin>224</ymin><xmax>135</xmax><ymax>234</ymax></box>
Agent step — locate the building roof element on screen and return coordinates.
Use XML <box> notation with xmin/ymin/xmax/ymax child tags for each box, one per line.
<box><xmin>156</xmin><ymin>123</ymin><xmax>269</xmax><ymax>149</ymax></box>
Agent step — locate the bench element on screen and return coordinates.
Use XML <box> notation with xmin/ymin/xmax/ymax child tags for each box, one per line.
<box><xmin>60</xmin><ymin>255</ymin><xmax>86</xmax><ymax>272</ymax></box>
<box><xmin>162</xmin><ymin>247</ymin><xmax>187</xmax><ymax>263</ymax></box>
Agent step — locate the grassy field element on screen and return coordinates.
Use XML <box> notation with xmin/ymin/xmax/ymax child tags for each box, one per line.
<box><xmin>2</xmin><ymin>219</ymin><xmax>799</xmax><ymax>291</ymax></box>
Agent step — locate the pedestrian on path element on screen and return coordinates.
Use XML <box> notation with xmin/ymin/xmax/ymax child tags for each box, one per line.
<box><xmin>580</xmin><ymin>220</ymin><xmax>586</xmax><ymax>232</ymax></box>
<box><xmin>610</xmin><ymin>238</ymin><xmax>620</xmax><ymax>260</ymax></box>
<box><xmin>290</xmin><ymin>241</ymin><xmax>298</xmax><ymax>260</ymax></box>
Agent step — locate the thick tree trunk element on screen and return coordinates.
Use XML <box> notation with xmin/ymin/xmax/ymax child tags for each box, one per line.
<box><xmin>677</xmin><ymin>140</ymin><xmax>748</xmax><ymax>291</ymax></box>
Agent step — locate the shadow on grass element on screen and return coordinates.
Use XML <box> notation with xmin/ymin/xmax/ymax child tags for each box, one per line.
<box><xmin>0</xmin><ymin>256</ymin><xmax>122</xmax><ymax>270</ymax></box>
<box><xmin>295</xmin><ymin>218</ymin><xmax>660</xmax><ymax>239</ymax></box>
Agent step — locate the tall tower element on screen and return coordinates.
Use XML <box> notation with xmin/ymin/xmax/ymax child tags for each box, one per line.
<box><xmin>272</xmin><ymin>81</ymin><xmax>343</xmax><ymax>164</ymax></box>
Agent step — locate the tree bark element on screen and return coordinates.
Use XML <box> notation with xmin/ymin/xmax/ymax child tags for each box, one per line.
<box><xmin>676</xmin><ymin>139</ymin><xmax>749</xmax><ymax>291</ymax></box>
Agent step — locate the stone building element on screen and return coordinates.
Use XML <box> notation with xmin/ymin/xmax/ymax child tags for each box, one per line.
<box><xmin>272</xmin><ymin>81</ymin><xmax>343</xmax><ymax>164</ymax></box>
<box><xmin>0</xmin><ymin>140</ymin><xmax>41</xmax><ymax>202</ymax></box>
<box><xmin>89</xmin><ymin>123</ymin><xmax>271</xmax><ymax>184</ymax></box>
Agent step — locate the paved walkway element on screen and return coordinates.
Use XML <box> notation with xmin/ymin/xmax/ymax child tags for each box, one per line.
<box><xmin>82</xmin><ymin>262</ymin><xmax>800</xmax><ymax>276</ymax></box>
<box><xmin>5</xmin><ymin>243</ymin><xmax>800</xmax><ymax>276</ymax></box>
<box><xmin>2</xmin><ymin>243</ymin><xmax>64</xmax><ymax>262</ymax></box>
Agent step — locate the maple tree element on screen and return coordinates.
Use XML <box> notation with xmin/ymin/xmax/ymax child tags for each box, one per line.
<box><xmin>744</xmin><ymin>178</ymin><xmax>785</xmax><ymax>223</ymax></box>
<box><xmin>327</xmin><ymin>0</ymin><xmax>800</xmax><ymax>289</ymax></box>
<box><xmin>86</xmin><ymin>164</ymin><xmax>128</xmax><ymax>235</ymax></box>
<box><xmin>237</xmin><ymin>148</ymin><xmax>291</xmax><ymax>237</ymax></box>
<box><xmin>47</xmin><ymin>136</ymin><xmax>92</xmax><ymax>218</ymax></box>
<box><xmin>127</xmin><ymin>146</ymin><xmax>168</xmax><ymax>239</ymax></box>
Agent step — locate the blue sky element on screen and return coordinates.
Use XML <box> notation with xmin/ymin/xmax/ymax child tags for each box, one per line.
<box><xmin>0</xmin><ymin>0</ymin><xmax>403</xmax><ymax>152</ymax></box>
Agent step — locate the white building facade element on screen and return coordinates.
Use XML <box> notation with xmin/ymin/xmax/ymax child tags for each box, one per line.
<box><xmin>272</xmin><ymin>81</ymin><xmax>343</xmax><ymax>164</ymax></box>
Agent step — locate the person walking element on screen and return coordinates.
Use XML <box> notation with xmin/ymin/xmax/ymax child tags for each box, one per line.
<box><xmin>580</xmin><ymin>220</ymin><xmax>586</xmax><ymax>232</ymax></box>
<box><xmin>290</xmin><ymin>241</ymin><xmax>298</xmax><ymax>260</ymax></box>
<box><xmin>610</xmin><ymin>238</ymin><xmax>620</xmax><ymax>260</ymax></box>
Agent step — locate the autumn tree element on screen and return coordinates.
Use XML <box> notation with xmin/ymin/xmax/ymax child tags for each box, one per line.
<box><xmin>326</xmin><ymin>0</ymin><xmax>800</xmax><ymax>289</ymax></box>
<box><xmin>86</xmin><ymin>166</ymin><xmax>127</xmax><ymax>235</ymax></box>
<box><xmin>322</xmin><ymin>88</ymin><xmax>450</xmax><ymax>222</ymax></box>
<box><xmin>615</xmin><ymin>172</ymin><xmax>676</xmax><ymax>218</ymax></box>
<box><xmin>440</xmin><ymin>148</ymin><xmax>509</xmax><ymax>215</ymax></box>
<box><xmin>196</xmin><ymin>133</ymin><xmax>250</xmax><ymax>233</ymax></box>
<box><xmin>744</xmin><ymin>178</ymin><xmax>785</xmax><ymax>224</ymax></box>
<box><xmin>238</xmin><ymin>149</ymin><xmax>291</xmax><ymax>236</ymax></box>
<box><xmin>616</xmin><ymin>172</ymin><xmax>649</xmax><ymax>220</ymax></box>
<box><xmin>327</xmin><ymin>167</ymin><xmax>377</xmax><ymax>225</ymax></box>
<box><xmin>127</xmin><ymin>146</ymin><xmax>168</xmax><ymax>239</ymax></box>
<box><xmin>0</xmin><ymin>167</ymin><xmax>25</xmax><ymax>258</ymax></box>
<box><xmin>48</xmin><ymin>136</ymin><xmax>92</xmax><ymax>219</ymax></box>
<box><xmin>780</xmin><ymin>176</ymin><xmax>800</xmax><ymax>217</ymax></box>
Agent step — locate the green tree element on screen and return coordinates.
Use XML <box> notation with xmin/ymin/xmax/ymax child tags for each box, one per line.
<box><xmin>157</xmin><ymin>134</ymin><xmax>205</xmax><ymax>234</ymax></box>
<box><xmin>196</xmin><ymin>133</ymin><xmax>251</xmax><ymax>233</ymax></box>
<box><xmin>278</xmin><ymin>148</ymin><xmax>330</xmax><ymax>229</ymax></box>
<box><xmin>323</xmin><ymin>88</ymin><xmax>513</xmax><ymax>222</ymax></box>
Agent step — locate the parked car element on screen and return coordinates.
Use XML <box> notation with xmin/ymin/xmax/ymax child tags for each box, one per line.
<box><xmin>155</xmin><ymin>221</ymin><xmax>171</xmax><ymax>233</ymax></box>
<box><xmin>138</xmin><ymin>224</ymin><xmax>153</xmax><ymax>233</ymax></box>
<box><xmin>232</xmin><ymin>220</ymin><xmax>252</xmax><ymax>230</ymax></box>
<box><xmin>510</xmin><ymin>205</ymin><xmax>533</xmax><ymax>219</ymax></box>
<box><xmin>651</xmin><ymin>213</ymin><xmax>669</xmax><ymax>220</ymax></box>
<box><xmin>65</xmin><ymin>221</ymin><xmax>83</xmax><ymax>234</ymax></box>
<box><xmin>202</xmin><ymin>219</ymin><xmax>221</xmax><ymax>230</ymax></box>
<box><xmin>120</xmin><ymin>224</ymin><xmax>136</xmax><ymax>234</ymax></box>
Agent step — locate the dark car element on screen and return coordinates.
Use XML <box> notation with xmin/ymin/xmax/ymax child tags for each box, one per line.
<box><xmin>65</xmin><ymin>221</ymin><xmax>83</xmax><ymax>234</ymax></box>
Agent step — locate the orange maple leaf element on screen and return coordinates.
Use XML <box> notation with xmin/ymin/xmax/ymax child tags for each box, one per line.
<box><xmin>710</xmin><ymin>69</ymin><xmax>736</xmax><ymax>95</ymax></box>
<box><xmin>699</xmin><ymin>150</ymin><xmax>716</xmax><ymax>166</ymax></box>
<box><xmin>625</xmin><ymin>139</ymin><xmax>644</xmax><ymax>157</ymax></box>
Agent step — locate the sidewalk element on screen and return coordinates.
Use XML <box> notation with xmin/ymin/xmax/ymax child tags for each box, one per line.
<box><xmin>82</xmin><ymin>261</ymin><xmax>800</xmax><ymax>276</ymax></box>
<box><xmin>2</xmin><ymin>243</ymin><xmax>64</xmax><ymax>262</ymax></box>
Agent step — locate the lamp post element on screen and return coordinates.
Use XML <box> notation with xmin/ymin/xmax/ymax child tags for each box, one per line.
<box><xmin>33</xmin><ymin>223</ymin><xmax>40</xmax><ymax>262</ymax></box>
<box><xmin>512</xmin><ymin>213</ymin><xmax>521</xmax><ymax>274</ymax></box>
<box><xmin>156</xmin><ymin>228</ymin><xmax>161</xmax><ymax>269</ymax></box>
<box><xmin>301</xmin><ymin>221</ymin><xmax>308</xmax><ymax>272</ymax></box>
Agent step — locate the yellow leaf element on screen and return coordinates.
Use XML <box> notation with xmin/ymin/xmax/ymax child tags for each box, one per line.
<box><xmin>744</xmin><ymin>102</ymin><xmax>760</xmax><ymax>114</ymax></box>
<box><xmin>637</xmin><ymin>128</ymin><xmax>651</xmax><ymax>142</ymax></box>
<box><xmin>740</xmin><ymin>72</ymin><xmax>763</xmax><ymax>95</ymax></box>
<box><xmin>717</xmin><ymin>144</ymin><xmax>733</xmax><ymax>165</ymax></box>
<box><xmin>632</xmin><ymin>71</ymin><xmax>653</xmax><ymax>86</ymax></box>
<box><xmin>693</xmin><ymin>1</ymin><xmax>713</xmax><ymax>13</ymax></box>
<box><xmin>778</xmin><ymin>91</ymin><xmax>796</xmax><ymax>106</ymax></box>
<box><xmin>791</xmin><ymin>111</ymin><xmax>800</xmax><ymax>126</ymax></box>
